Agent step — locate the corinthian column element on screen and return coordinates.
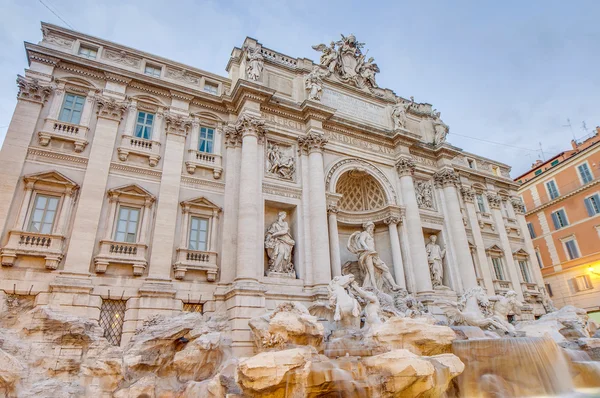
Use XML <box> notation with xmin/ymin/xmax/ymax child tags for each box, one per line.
<box><xmin>234</xmin><ymin>114</ymin><xmax>265</xmax><ymax>283</ymax></box>
<box><xmin>0</xmin><ymin>77</ymin><xmax>53</xmax><ymax>236</ymax></box>
<box><xmin>384</xmin><ymin>216</ymin><xmax>406</xmax><ymax>289</ymax></box>
<box><xmin>433</xmin><ymin>169</ymin><xmax>478</xmax><ymax>291</ymax></box>
<box><xmin>298</xmin><ymin>131</ymin><xmax>331</xmax><ymax>288</ymax></box>
<box><xmin>396</xmin><ymin>157</ymin><xmax>432</xmax><ymax>294</ymax></box>
<box><xmin>327</xmin><ymin>204</ymin><xmax>341</xmax><ymax>277</ymax></box>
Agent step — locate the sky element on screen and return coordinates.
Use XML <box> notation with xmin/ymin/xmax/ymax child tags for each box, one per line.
<box><xmin>0</xmin><ymin>0</ymin><xmax>599</xmax><ymax>177</ymax></box>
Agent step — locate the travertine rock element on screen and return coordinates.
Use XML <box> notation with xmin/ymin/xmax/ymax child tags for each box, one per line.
<box><xmin>0</xmin><ymin>348</ymin><xmax>25</xmax><ymax>394</ymax></box>
<box><xmin>249</xmin><ymin>302</ymin><xmax>324</xmax><ymax>351</ymax></box>
<box><xmin>516</xmin><ymin>305</ymin><xmax>592</xmax><ymax>343</ymax></box>
<box><xmin>577</xmin><ymin>337</ymin><xmax>600</xmax><ymax>361</ymax></box>
<box><xmin>368</xmin><ymin>316</ymin><xmax>456</xmax><ymax>355</ymax></box>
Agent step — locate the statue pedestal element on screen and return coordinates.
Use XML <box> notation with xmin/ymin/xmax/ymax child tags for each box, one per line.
<box><xmin>267</xmin><ymin>271</ymin><xmax>295</xmax><ymax>279</ymax></box>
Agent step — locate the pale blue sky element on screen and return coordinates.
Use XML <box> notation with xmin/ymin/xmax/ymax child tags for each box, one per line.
<box><xmin>1</xmin><ymin>0</ymin><xmax>598</xmax><ymax>176</ymax></box>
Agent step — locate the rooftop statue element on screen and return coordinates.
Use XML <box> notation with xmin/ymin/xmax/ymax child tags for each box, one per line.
<box><xmin>312</xmin><ymin>34</ymin><xmax>380</xmax><ymax>89</ymax></box>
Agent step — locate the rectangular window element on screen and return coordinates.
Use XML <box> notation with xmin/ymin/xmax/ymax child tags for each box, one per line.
<box><xmin>534</xmin><ymin>169</ymin><xmax>542</xmax><ymax>176</ymax></box>
<box><xmin>578</xmin><ymin>163</ymin><xmax>593</xmax><ymax>184</ymax></box>
<box><xmin>501</xmin><ymin>200</ymin><xmax>510</xmax><ymax>218</ymax></box>
<box><xmin>476</xmin><ymin>194</ymin><xmax>486</xmax><ymax>213</ymax></box>
<box><xmin>114</xmin><ymin>206</ymin><xmax>140</xmax><ymax>243</ymax></box>
<box><xmin>518</xmin><ymin>260</ymin><xmax>532</xmax><ymax>283</ymax></box>
<box><xmin>144</xmin><ymin>65</ymin><xmax>161</xmax><ymax>77</ymax></box>
<box><xmin>491</xmin><ymin>257</ymin><xmax>505</xmax><ymax>280</ymax></box>
<box><xmin>535</xmin><ymin>249</ymin><xmax>543</xmax><ymax>269</ymax></box>
<box><xmin>584</xmin><ymin>194</ymin><xmax>600</xmax><ymax>216</ymax></box>
<box><xmin>546</xmin><ymin>180</ymin><xmax>559</xmax><ymax>200</ymax></box>
<box><xmin>135</xmin><ymin>111</ymin><xmax>154</xmax><ymax>140</ymax></box>
<box><xmin>564</xmin><ymin>238</ymin><xmax>580</xmax><ymax>260</ymax></box>
<box><xmin>198</xmin><ymin>127</ymin><xmax>214</xmax><ymax>153</ymax></box>
<box><xmin>58</xmin><ymin>93</ymin><xmax>85</xmax><ymax>124</ymax></box>
<box><xmin>551</xmin><ymin>209</ymin><xmax>568</xmax><ymax>229</ymax></box>
<box><xmin>99</xmin><ymin>299</ymin><xmax>126</xmax><ymax>346</ymax></box>
<box><xmin>574</xmin><ymin>275</ymin><xmax>593</xmax><ymax>292</ymax></box>
<box><xmin>188</xmin><ymin>216</ymin><xmax>209</xmax><ymax>251</ymax></box>
<box><xmin>78</xmin><ymin>46</ymin><xmax>97</xmax><ymax>59</ymax></box>
<box><xmin>527</xmin><ymin>222</ymin><xmax>536</xmax><ymax>238</ymax></box>
<box><xmin>27</xmin><ymin>194</ymin><xmax>60</xmax><ymax>234</ymax></box>
<box><xmin>550</xmin><ymin>159</ymin><xmax>560</xmax><ymax>167</ymax></box>
<box><xmin>545</xmin><ymin>283</ymin><xmax>553</xmax><ymax>297</ymax></box>
<box><xmin>183</xmin><ymin>302</ymin><xmax>203</xmax><ymax>313</ymax></box>
<box><xmin>203</xmin><ymin>82</ymin><xmax>218</xmax><ymax>95</ymax></box>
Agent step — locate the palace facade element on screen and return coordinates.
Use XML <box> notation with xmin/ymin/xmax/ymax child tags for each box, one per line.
<box><xmin>0</xmin><ymin>23</ymin><xmax>547</xmax><ymax>353</ymax></box>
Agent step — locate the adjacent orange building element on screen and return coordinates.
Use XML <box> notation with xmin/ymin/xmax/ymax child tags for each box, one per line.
<box><xmin>516</xmin><ymin>127</ymin><xmax>600</xmax><ymax>323</ymax></box>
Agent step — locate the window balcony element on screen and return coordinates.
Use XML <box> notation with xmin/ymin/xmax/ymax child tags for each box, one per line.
<box><xmin>94</xmin><ymin>240</ymin><xmax>148</xmax><ymax>276</ymax></box>
<box><xmin>492</xmin><ymin>279</ymin><xmax>512</xmax><ymax>294</ymax></box>
<box><xmin>37</xmin><ymin>118</ymin><xmax>89</xmax><ymax>152</ymax></box>
<box><xmin>0</xmin><ymin>230</ymin><xmax>65</xmax><ymax>270</ymax></box>
<box><xmin>184</xmin><ymin>149</ymin><xmax>222</xmax><ymax>179</ymax></box>
<box><xmin>173</xmin><ymin>248</ymin><xmax>218</xmax><ymax>281</ymax></box>
<box><xmin>477</xmin><ymin>211</ymin><xmax>495</xmax><ymax>231</ymax></box>
<box><xmin>117</xmin><ymin>135</ymin><xmax>161</xmax><ymax>167</ymax></box>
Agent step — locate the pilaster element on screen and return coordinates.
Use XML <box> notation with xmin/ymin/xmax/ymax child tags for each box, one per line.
<box><xmin>384</xmin><ymin>216</ymin><xmax>406</xmax><ymax>289</ymax></box>
<box><xmin>327</xmin><ymin>204</ymin><xmax>341</xmax><ymax>277</ymax></box>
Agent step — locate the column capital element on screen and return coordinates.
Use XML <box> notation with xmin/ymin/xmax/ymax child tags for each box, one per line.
<box><xmin>164</xmin><ymin>113</ymin><xmax>193</xmax><ymax>137</ymax></box>
<box><xmin>395</xmin><ymin>156</ymin><xmax>416</xmax><ymax>177</ymax></box>
<box><xmin>224</xmin><ymin>125</ymin><xmax>243</xmax><ymax>148</ymax></box>
<box><xmin>460</xmin><ymin>186</ymin><xmax>476</xmax><ymax>203</ymax></box>
<box><xmin>95</xmin><ymin>96</ymin><xmax>128</xmax><ymax>121</ymax></box>
<box><xmin>16</xmin><ymin>76</ymin><xmax>53</xmax><ymax>104</ymax></box>
<box><xmin>383</xmin><ymin>216</ymin><xmax>402</xmax><ymax>226</ymax></box>
<box><xmin>511</xmin><ymin>197</ymin><xmax>526</xmax><ymax>214</ymax></box>
<box><xmin>298</xmin><ymin>131</ymin><xmax>328</xmax><ymax>155</ymax></box>
<box><xmin>327</xmin><ymin>204</ymin><xmax>339</xmax><ymax>214</ymax></box>
<box><xmin>235</xmin><ymin>113</ymin><xmax>266</xmax><ymax>141</ymax></box>
<box><xmin>486</xmin><ymin>193</ymin><xmax>502</xmax><ymax>209</ymax></box>
<box><xmin>433</xmin><ymin>168</ymin><xmax>459</xmax><ymax>188</ymax></box>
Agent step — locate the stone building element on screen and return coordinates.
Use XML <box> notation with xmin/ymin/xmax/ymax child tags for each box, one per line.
<box><xmin>0</xmin><ymin>23</ymin><xmax>547</xmax><ymax>354</ymax></box>
<box><xmin>516</xmin><ymin>127</ymin><xmax>600</xmax><ymax>323</ymax></box>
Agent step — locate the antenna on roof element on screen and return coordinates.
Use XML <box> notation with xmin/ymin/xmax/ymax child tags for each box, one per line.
<box><xmin>562</xmin><ymin>118</ymin><xmax>576</xmax><ymax>141</ymax></box>
<box><xmin>538</xmin><ymin>142</ymin><xmax>546</xmax><ymax>162</ymax></box>
<box><xmin>581</xmin><ymin>121</ymin><xmax>589</xmax><ymax>134</ymax></box>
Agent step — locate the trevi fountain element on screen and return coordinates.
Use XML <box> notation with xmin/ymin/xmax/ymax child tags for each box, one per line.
<box><xmin>0</xmin><ymin>26</ymin><xmax>598</xmax><ymax>397</ymax></box>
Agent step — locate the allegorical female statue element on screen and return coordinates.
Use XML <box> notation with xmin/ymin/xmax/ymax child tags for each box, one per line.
<box><xmin>265</xmin><ymin>211</ymin><xmax>295</xmax><ymax>275</ymax></box>
<box><xmin>426</xmin><ymin>234</ymin><xmax>446</xmax><ymax>288</ymax></box>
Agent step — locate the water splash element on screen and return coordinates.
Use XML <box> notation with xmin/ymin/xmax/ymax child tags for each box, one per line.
<box><xmin>452</xmin><ymin>337</ymin><xmax>573</xmax><ymax>397</ymax></box>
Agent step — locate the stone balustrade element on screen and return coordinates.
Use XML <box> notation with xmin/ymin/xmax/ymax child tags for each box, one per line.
<box><xmin>492</xmin><ymin>279</ymin><xmax>513</xmax><ymax>294</ymax></box>
<box><xmin>94</xmin><ymin>240</ymin><xmax>148</xmax><ymax>276</ymax></box>
<box><xmin>173</xmin><ymin>248</ymin><xmax>218</xmax><ymax>281</ymax></box>
<box><xmin>37</xmin><ymin>118</ymin><xmax>89</xmax><ymax>152</ymax></box>
<box><xmin>116</xmin><ymin>135</ymin><xmax>161</xmax><ymax>167</ymax></box>
<box><xmin>0</xmin><ymin>230</ymin><xmax>65</xmax><ymax>269</ymax></box>
<box><xmin>184</xmin><ymin>149</ymin><xmax>223</xmax><ymax>178</ymax></box>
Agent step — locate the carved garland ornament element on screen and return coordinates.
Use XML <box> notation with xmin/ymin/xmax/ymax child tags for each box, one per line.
<box><xmin>433</xmin><ymin>169</ymin><xmax>460</xmax><ymax>188</ymax></box>
<box><xmin>415</xmin><ymin>180</ymin><xmax>435</xmax><ymax>210</ymax></box>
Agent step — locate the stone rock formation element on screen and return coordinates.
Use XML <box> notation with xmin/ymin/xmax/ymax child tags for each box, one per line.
<box><xmin>516</xmin><ymin>305</ymin><xmax>594</xmax><ymax>343</ymax></box>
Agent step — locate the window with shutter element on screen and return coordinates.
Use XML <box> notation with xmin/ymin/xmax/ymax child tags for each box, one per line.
<box><xmin>585</xmin><ymin>194</ymin><xmax>600</xmax><ymax>216</ymax></box>
<box><xmin>578</xmin><ymin>163</ymin><xmax>593</xmax><ymax>184</ymax></box>
<box><xmin>551</xmin><ymin>209</ymin><xmax>568</xmax><ymax>229</ymax></box>
<box><xmin>546</xmin><ymin>181</ymin><xmax>560</xmax><ymax>200</ymax></box>
<box><xmin>573</xmin><ymin>275</ymin><xmax>592</xmax><ymax>291</ymax></box>
<box><xmin>545</xmin><ymin>283</ymin><xmax>553</xmax><ymax>297</ymax></box>
<box><xmin>527</xmin><ymin>222</ymin><xmax>536</xmax><ymax>238</ymax></box>
<box><xmin>563</xmin><ymin>239</ymin><xmax>580</xmax><ymax>260</ymax></box>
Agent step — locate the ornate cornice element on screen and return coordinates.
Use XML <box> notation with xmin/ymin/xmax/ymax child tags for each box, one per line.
<box><xmin>234</xmin><ymin>113</ymin><xmax>266</xmax><ymax>141</ymax></box>
<box><xmin>298</xmin><ymin>131</ymin><xmax>328</xmax><ymax>155</ymax></box>
<box><xmin>96</xmin><ymin>97</ymin><xmax>128</xmax><ymax>121</ymax></box>
<box><xmin>56</xmin><ymin>62</ymin><xmax>106</xmax><ymax>80</ymax></box>
<box><xmin>104</xmin><ymin>71</ymin><xmax>131</xmax><ymax>84</ymax></box>
<box><xmin>165</xmin><ymin>113</ymin><xmax>192</xmax><ymax>137</ymax></box>
<box><xmin>433</xmin><ymin>168</ymin><xmax>459</xmax><ymax>188</ymax></box>
<box><xmin>16</xmin><ymin>76</ymin><xmax>53</xmax><ymax>104</ymax></box>
<box><xmin>511</xmin><ymin>197</ymin><xmax>525</xmax><ymax>214</ymax></box>
<box><xmin>395</xmin><ymin>156</ymin><xmax>416</xmax><ymax>177</ymax></box>
<box><xmin>27</xmin><ymin>50</ymin><xmax>59</xmax><ymax>66</ymax></box>
<box><xmin>486</xmin><ymin>193</ymin><xmax>502</xmax><ymax>209</ymax></box>
<box><xmin>461</xmin><ymin>186</ymin><xmax>476</xmax><ymax>203</ymax></box>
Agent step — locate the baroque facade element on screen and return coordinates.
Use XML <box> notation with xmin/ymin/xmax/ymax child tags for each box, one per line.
<box><xmin>516</xmin><ymin>127</ymin><xmax>600</xmax><ymax>324</ymax></box>
<box><xmin>0</xmin><ymin>24</ymin><xmax>547</xmax><ymax>354</ymax></box>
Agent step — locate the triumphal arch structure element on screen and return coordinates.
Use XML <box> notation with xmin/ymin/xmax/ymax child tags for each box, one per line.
<box><xmin>0</xmin><ymin>25</ymin><xmax>548</xmax><ymax>353</ymax></box>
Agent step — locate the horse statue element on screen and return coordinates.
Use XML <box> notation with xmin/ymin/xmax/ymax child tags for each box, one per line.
<box><xmin>489</xmin><ymin>290</ymin><xmax>523</xmax><ymax>334</ymax></box>
<box><xmin>435</xmin><ymin>287</ymin><xmax>509</xmax><ymax>332</ymax></box>
<box><xmin>309</xmin><ymin>274</ymin><xmax>361</xmax><ymax>330</ymax></box>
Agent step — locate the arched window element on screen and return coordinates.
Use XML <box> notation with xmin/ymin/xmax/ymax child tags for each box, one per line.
<box><xmin>336</xmin><ymin>171</ymin><xmax>386</xmax><ymax>212</ymax></box>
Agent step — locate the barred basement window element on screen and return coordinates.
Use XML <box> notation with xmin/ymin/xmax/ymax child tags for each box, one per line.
<box><xmin>100</xmin><ymin>299</ymin><xmax>126</xmax><ymax>346</ymax></box>
<box><xmin>183</xmin><ymin>302</ymin><xmax>203</xmax><ymax>313</ymax></box>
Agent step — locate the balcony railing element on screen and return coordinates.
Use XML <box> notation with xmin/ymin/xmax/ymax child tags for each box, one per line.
<box><xmin>94</xmin><ymin>240</ymin><xmax>148</xmax><ymax>276</ymax></box>
<box><xmin>492</xmin><ymin>279</ymin><xmax>512</xmax><ymax>294</ymax></box>
<box><xmin>185</xmin><ymin>149</ymin><xmax>222</xmax><ymax>179</ymax></box>
<box><xmin>37</xmin><ymin>118</ymin><xmax>89</xmax><ymax>152</ymax></box>
<box><xmin>117</xmin><ymin>135</ymin><xmax>161</xmax><ymax>167</ymax></box>
<box><xmin>173</xmin><ymin>248</ymin><xmax>218</xmax><ymax>281</ymax></box>
<box><xmin>0</xmin><ymin>230</ymin><xmax>66</xmax><ymax>270</ymax></box>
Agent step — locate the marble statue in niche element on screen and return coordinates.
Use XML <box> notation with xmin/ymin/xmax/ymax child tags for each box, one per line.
<box><xmin>391</xmin><ymin>100</ymin><xmax>408</xmax><ymax>130</ymax></box>
<box><xmin>415</xmin><ymin>180</ymin><xmax>435</xmax><ymax>210</ymax></box>
<box><xmin>426</xmin><ymin>234</ymin><xmax>446</xmax><ymax>288</ymax></box>
<box><xmin>265</xmin><ymin>211</ymin><xmax>295</xmax><ymax>277</ymax></box>
<box><xmin>345</xmin><ymin>221</ymin><xmax>402</xmax><ymax>292</ymax></box>
<box><xmin>245</xmin><ymin>47</ymin><xmax>264</xmax><ymax>81</ymax></box>
<box><xmin>266</xmin><ymin>141</ymin><xmax>295</xmax><ymax>180</ymax></box>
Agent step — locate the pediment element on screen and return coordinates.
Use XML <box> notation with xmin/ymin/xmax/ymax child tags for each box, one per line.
<box><xmin>181</xmin><ymin>196</ymin><xmax>221</xmax><ymax>212</ymax></box>
<box><xmin>485</xmin><ymin>244</ymin><xmax>504</xmax><ymax>255</ymax></box>
<box><xmin>23</xmin><ymin>170</ymin><xmax>78</xmax><ymax>188</ymax></box>
<box><xmin>108</xmin><ymin>184</ymin><xmax>155</xmax><ymax>200</ymax></box>
<box><xmin>512</xmin><ymin>248</ymin><xmax>529</xmax><ymax>258</ymax></box>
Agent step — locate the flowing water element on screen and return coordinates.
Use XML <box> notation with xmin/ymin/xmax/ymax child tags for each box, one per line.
<box><xmin>452</xmin><ymin>337</ymin><xmax>574</xmax><ymax>397</ymax></box>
